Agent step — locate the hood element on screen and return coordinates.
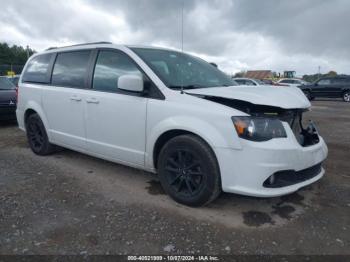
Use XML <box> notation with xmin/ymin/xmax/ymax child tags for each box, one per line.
<box><xmin>185</xmin><ymin>85</ymin><xmax>311</xmax><ymax>109</ymax></box>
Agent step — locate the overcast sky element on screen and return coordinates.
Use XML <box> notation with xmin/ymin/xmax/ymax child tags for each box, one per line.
<box><xmin>1</xmin><ymin>0</ymin><xmax>349</xmax><ymax>75</ymax></box>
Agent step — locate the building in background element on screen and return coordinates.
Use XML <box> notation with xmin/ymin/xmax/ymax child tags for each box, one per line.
<box><xmin>244</xmin><ymin>70</ymin><xmax>273</xmax><ymax>80</ymax></box>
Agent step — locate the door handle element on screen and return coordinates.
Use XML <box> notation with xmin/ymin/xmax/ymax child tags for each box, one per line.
<box><xmin>70</xmin><ymin>96</ymin><xmax>82</xmax><ymax>102</ymax></box>
<box><xmin>86</xmin><ymin>98</ymin><xmax>100</xmax><ymax>104</ymax></box>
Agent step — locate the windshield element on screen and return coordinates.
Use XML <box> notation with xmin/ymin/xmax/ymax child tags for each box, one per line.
<box><xmin>254</xmin><ymin>79</ymin><xmax>266</xmax><ymax>85</ymax></box>
<box><xmin>0</xmin><ymin>77</ymin><xmax>15</xmax><ymax>90</ymax></box>
<box><xmin>131</xmin><ymin>48</ymin><xmax>237</xmax><ymax>89</ymax></box>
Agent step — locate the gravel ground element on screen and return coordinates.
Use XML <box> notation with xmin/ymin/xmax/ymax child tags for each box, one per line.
<box><xmin>0</xmin><ymin>100</ymin><xmax>349</xmax><ymax>255</ymax></box>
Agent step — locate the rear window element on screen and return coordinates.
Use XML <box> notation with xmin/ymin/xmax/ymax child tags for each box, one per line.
<box><xmin>22</xmin><ymin>54</ymin><xmax>53</xmax><ymax>83</ymax></box>
<box><xmin>0</xmin><ymin>77</ymin><xmax>15</xmax><ymax>90</ymax></box>
<box><xmin>52</xmin><ymin>51</ymin><xmax>91</xmax><ymax>88</ymax></box>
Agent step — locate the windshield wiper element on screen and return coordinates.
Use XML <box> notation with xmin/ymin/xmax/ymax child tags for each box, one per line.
<box><xmin>168</xmin><ymin>85</ymin><xmax>204</xmax><ymax>90</ymax></box>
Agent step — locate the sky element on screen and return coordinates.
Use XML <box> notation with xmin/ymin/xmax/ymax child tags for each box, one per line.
<box><xmin>0</xmin><ymin>0</ymin><xmax>349</xmax><ymax>76</ymax></box>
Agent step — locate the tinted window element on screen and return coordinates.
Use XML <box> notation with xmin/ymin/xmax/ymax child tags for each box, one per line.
<box><xmin>280</xmin><ymin>80</ymin><xmax>291</xmax><ymax>84</ymax></box>
<box><xmin>0</xmin><ymin>77</ymin><xmax>15</xmax><ymax>90</ymax></box>
<box><xmin>52</xmin><ymin>51</ymin><xmax>91</xmax><ymax>88</ymax></box>
<box><xmin>22</xmin><ymin>54</ymin><xmax>53</xmax><ymax>83</ymax></box>
<box><xmin>235</xmin><ymin>79</ymin><xmax>246</xmax><ymax>85</ymax></box>
<box><xmin>93</xmin><ymin>50</ymin><xmax>142</xmax><ymax>92</ymax></box>
<box><xmin>318</xmin><ymin>79</ymin><xmax>330</xmax><ymax>85</ymax></box>
<box><xmin>331</xmin><ymin>78</ymin><xmax>349</xmax><ymax>85</ymax></box>
<box><xmin>246</xmin><ymin>80</ymin><xmax>256</xmax><ymax>86</ymax></box>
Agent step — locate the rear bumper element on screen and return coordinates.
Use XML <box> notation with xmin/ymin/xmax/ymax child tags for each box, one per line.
<box><xmin>0</xmin><ymin>106</ymin><xmax>16</xmax><ymax>120</ymax></box>
<box><xmin>215</xmin><ymin>134</ymin><xmax>328</xmax><ymax>197</ymax></box>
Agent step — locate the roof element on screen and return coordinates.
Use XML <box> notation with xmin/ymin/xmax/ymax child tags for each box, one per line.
<box><xmin>245</xmin><ymin>70</ymin><xmax>273</xmax><ymax>79</ymax></box>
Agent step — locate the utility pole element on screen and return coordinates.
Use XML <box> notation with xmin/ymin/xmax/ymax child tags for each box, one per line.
<box><xmin>318</xmin><ymin>66</ymin><xmax>321</xmax><ymax>79</ymax></box>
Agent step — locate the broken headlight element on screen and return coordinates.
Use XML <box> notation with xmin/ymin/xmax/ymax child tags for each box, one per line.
<box><xmin>232</xmin><ymin>116</ymin><xmax>287</xmax><ymax>141</ymax></box>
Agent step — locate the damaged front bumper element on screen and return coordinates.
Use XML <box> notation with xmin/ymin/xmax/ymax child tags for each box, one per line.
<box><xmin>215</xmin><ymin>121</ymin><xmax>328</xmax><ymax>197</ymax></box>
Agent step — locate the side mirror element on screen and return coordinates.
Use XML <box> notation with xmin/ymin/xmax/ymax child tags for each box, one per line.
<box><xmin>118</xmin><ymin>74</ymin><xmax>144</xmax><ymax>92</ymax></box>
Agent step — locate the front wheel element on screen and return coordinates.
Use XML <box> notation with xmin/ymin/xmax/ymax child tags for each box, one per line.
<box><xmin>343</xmin><ymin>91</ymin><xmax>350</xmax><ymax>102</ymax></box>
<box><xmin>157</xmin><ymin>135</ymin><xmax>221</xmax><ymax>207</ymax></box>
<box><xmin>305</xmin><ymin>91</ymin><xmax>314</xmax><ymax>101</ymax></box>
<box><xmin>26</xmin><ymin>113</ymin><xmax>56</xmax><ymax>155</ymax></box>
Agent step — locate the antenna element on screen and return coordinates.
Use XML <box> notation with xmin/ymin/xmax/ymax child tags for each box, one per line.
<box><xmin>181</xmin><ymin>0</ymin><xmax>184</xmax><ymax>53</ymax></box>
<box><xmin>180</xmin><ymin>0</ymin><xmax>184</xmax><ymax>94</ymax></box>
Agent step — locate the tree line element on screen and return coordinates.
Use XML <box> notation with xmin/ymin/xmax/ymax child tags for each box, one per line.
<box><xmin>0</xmin><ymin>42</ymin><xmax>35</xmax><ymax>66</ymax></box>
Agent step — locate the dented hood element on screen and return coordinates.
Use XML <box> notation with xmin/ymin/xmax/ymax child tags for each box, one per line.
<box><xmin>185</xmin><ymin>85</ymin><xmax>311</xmax><ymax>109</ymax></box>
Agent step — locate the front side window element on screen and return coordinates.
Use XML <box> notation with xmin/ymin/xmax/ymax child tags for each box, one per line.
<box><xmin>93</xmin><ymin>50</ymin><xmax>142</xmax><ymax>92</ymax></box>
<box><xmin>52</xmin><ymin>51</ymin><xmax>91</xmax><ymax>88</ymax></box>
<box><xmin>22</xmin><ymin>54</ymin><xmax>53</xmax><ymax>83</ymax></box>
<box><xmin>131</xmin><ymin>48</ymin><xmax>236</xmax><ymax>90</ymax></box>
<box><xmin>246</xmin><ymin>80</ymin><xmax>256</xmax><ymax>86</ymax></box>
<box><xmin>235</xmin><ymin>79</ymin><xmax>245</xmax><ymax>85</ymax></box>
<box><xmin>318</xmin><ymin>79</ymin><xmax>330</xmax><ymax>86</ymax></box>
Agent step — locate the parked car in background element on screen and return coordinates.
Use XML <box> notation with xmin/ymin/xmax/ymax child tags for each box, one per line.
<box><xmin>0</xmin><ymin>77</ymin><xmax>17</xmax><ymax>121</ymax></box>
<box><xmin>299</xmin><ymin>76</ymin><xmax>350</xmax><ymax>102</ymax></box>
<box><xmin>233</xmin><ymin>77</ymin><xmax>267</xmax><ymax>86</ymax></box>
<box><xmin>16</xmin><ymin>43</ymin><xmax>327</xmax><ymax>206</ymax></box>
<box><xmin>277</xmin><ymin>78</ymin><xmax>309</xmax><ymax>87</ymax></box>
<box><xmin>261</xmin><ymin>79</ymin><xmax>274</xmax><ymax>85</ymax></box>
<box><xmin>0</xmin><ymin>75</ymin><xmax>20</xmax><ymax>86</ymax></box>
<box><xmin>6</xmin><ymin>75</ymin><xmax>20</xmax><ymax>86</ymax></box>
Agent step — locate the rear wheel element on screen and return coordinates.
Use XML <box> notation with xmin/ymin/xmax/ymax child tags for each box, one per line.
<box><xmin>26</xmin><ymin>113</ymin><xmax>56</xmax><ymax>155</ymax></box>
<box><xmin>157</xmin><ymin>135</ymin><xmax>221</xmax><ymax>207</ymax></box>
<box><xmin>343</xmin><ymin>91</ymin><xmax>350</xmax><ymax>102</ymax></box>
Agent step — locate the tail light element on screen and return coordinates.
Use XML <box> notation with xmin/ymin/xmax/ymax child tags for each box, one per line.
<box><xmin>15</xmin><ymin>86</ymin><xmax>19</xmax><ymax>104</ymax></box>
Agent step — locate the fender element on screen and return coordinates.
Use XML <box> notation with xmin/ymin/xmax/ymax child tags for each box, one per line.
<box><xmin>145</xmin><ymin>115</ymin><xmax>243</xmax><ymax>170</ymax></box>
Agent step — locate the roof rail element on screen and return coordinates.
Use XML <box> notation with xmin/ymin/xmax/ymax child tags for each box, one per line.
<box><xmin>45</xmin><ymin>41</ymin><xmax>112</xmax><ymax>51</ymax></box>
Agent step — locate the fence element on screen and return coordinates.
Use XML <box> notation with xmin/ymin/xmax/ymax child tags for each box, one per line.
<box><xmin>0</xmin><ymin>64</ymin><xmax>25</xmax><ymax>76</ymax></box>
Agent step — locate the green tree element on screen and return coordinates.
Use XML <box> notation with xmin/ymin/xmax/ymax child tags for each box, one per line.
<box><xmin>0</xmin><ymin>42</ymin><xmax>35</xmax><ymax>65</ymax></box>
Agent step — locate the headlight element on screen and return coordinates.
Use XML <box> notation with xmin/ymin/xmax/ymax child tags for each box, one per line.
<box><xmin>232</xmin><ymin>116</ymin><xmax>287</xmax><ymax>141</ymax></box>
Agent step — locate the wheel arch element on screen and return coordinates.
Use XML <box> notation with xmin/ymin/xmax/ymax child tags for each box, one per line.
<box><xmin>146</xmin><ymin>116</ymin><xmax>242</xmax><ymax>171</ymax></box>
<box><xmin>23</xmin><ymin>102</ymin><xmax>50</xmax><ymax>137</ymax></box>
<box><xmin>153</xmin><ymin>129</ymin><xmax>204</xmax><ymax>169</ymax></box>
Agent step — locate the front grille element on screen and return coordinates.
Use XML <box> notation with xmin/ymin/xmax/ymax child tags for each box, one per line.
<box><xmin>263</xmin><ymin>162</ymin><xmax>323</xmax><ymax>188</ymax></box>
<box><xmin>279</xmin><ymin>111</ymin><xmax>319</xmax><ymax>147</ymax></box>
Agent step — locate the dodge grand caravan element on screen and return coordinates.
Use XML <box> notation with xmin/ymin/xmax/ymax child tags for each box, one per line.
<box><xmin>16</xmin><ymin>42</ymin><xmax>328</xmax><ymax>206</ymax></box>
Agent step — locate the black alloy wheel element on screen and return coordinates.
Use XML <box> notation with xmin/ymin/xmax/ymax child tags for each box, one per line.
<box><xmin>26</xmin><ymin>113</ymin><xmax>56</xmax><ymax>155</ymax></box>
<box><xmin>164</xmin><ymin>149</ymin><xmax>205</xmax><ymax>197</ymax></box>
<box><xmin>158</xmin><ymin>135</ymin><xmax>221</xmax><ymax>207</ymax></box>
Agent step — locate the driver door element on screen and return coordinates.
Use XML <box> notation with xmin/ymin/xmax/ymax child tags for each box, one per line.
<box><xmin>85</xmin><ymin>50</ymin><xmax>147</xmax><ymax>167</ymax></box>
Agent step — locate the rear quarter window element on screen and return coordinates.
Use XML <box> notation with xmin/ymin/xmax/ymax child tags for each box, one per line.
<box><xmin>22</xmin><ymin>53</ymin><xmax>54</xmax><ymax>83</ymax></box>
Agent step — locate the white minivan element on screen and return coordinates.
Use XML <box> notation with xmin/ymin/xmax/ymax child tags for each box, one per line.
<box><xmin>16</xmin><ymin>42</ymin><xmax>328</xmax><ymax>206</ymax></box>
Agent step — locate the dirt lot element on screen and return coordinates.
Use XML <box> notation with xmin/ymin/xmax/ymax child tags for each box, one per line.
<box><xmin>0</xmin><ymin>100</ymin><xmax>349</xmax><ymax>255</ymax></box>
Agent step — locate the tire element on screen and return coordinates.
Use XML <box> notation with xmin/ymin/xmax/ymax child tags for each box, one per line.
<box><xmin>25</xmin><ymin>113</ymin><xmax>56</xmax><ymax>155</ymax></box>
<box><xmin>157</xmin><ymin>135</ymin><xmax>221</xmax><ymax>207</ymax></box>
<box><xmin>305</xmin><ymin>91</ymin><xmax>314</xmax><ymax>101</ymax></box>
<box><xmin>343</xmin><ymin>91</ymin><xmax>350</xmax><ymax>102</ymax></box>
